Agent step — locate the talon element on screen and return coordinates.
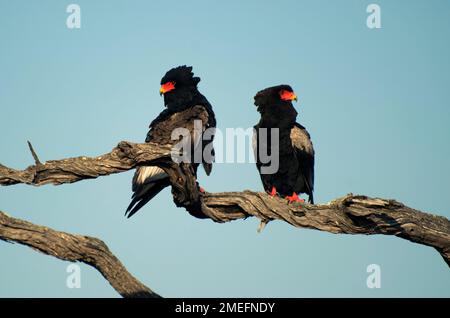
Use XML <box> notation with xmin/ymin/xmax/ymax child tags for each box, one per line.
<box><xmin>268</xmin><ymin>186</ymin><xmax>277</xmax><ymax>197</ymax></box>
<box><xmin>286</xmin><ymin>192</ymin><xmax>304</xmax><ymax>203</ymax></box>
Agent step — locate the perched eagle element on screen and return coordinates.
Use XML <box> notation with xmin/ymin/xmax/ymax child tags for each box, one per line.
<box><xmin>253</xmin><ymin>85</ymin><xmax>314</xmax><ymax>203</ymax></box>
<box><xmin>126</xmin><ymin>66</ymin><xmax>216</xmax><ymax>217</ymax></box>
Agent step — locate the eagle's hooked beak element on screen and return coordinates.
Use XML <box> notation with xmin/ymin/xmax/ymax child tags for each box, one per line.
<box><xmin>160</xmin><ymin>81</ymin><xmax>176</xmax><ymax>96</ymax></box>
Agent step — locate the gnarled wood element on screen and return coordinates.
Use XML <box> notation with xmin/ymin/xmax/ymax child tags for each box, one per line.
<box><xmin>0</xmin><ymin>140</ymin><xmax>449</xmax><ymax>298</ymax></box>
<box><xmin>0</xmin><ymin>141</ymin><xmax>171</xmax><ymax>186</ymax></box>
<box><xmin>0</xmin><ymin>211</ymin><xmax>160</xmax><ymax>298</ymax></box>
<box><xmin>201</xmin><ymin>192</ymin><xmax>450</xmax><ymax>266</ymax></box>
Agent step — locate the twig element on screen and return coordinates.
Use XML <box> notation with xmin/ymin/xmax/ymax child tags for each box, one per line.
<box><xmin>27</xmin><ymin>141</ymin><xmax>42</xmax><ymax>165</ymax></box>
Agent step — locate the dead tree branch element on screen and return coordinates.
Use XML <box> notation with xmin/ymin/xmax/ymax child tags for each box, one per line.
<box><xmin>0</xmin><ymin>141</ymin><xmax>171</xmax><ymax>186</ymax></box>
<box><xmin>0</xmin><ymin>210</ymin><xmax>160</xmax><ymax>298</ymax></box>
<box><xmin>200</xmin><ymin>192</ymin><xmax>450</xmax><ymax>266</ymax></box>
<box><xmin>1</xmin><ymin>140</ymin><xmax>449</xmax><ymax>298</ymax></box>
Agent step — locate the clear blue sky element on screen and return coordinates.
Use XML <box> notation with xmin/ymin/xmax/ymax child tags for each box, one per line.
<box><xmin>0</xmin><ymin>0</ymin><xmax>449</xmax><ymax>297</ymax></box>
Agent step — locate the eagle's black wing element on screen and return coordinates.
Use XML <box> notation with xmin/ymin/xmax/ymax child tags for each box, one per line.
<box><xmin>290</xmin><ymin>123</ymin><xmax>315</xmax><ymax>203</ymax></box>
<box><xmin>252</xmin><ymin>124</ymin><xmax>267</xmax><ymax>188</ymax></box>
<box><xmin>125</xmin><ymin>105</ymin><xmax>214</xmax><ymax>218</ymax></box>
<box><xmin>252</xmin><ymin>123</ymin><xmax>279</xmax><ymax>192</ymax></box>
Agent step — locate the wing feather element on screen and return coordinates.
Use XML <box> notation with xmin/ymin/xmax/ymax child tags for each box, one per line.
<box><xmin>290</xmin><ymin>123</ymin><xmax>315</xmax><ymax>203</ymax></box>
<box><xmin>126</xmin><ymin>104</ymin><xmax>215</xmax><ymax>217</ymax></box>
<box><xmin>133</xmin><ymin>166</ymin><xmax>167</xmax><ymax>190</ymax></box>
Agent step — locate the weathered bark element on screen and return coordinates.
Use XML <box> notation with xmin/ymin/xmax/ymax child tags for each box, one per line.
<box><xmin>0</xmin><ymin>140</ymin><xmax>449</xmax><ymax>297</ymax></box>
<box><xmin>0</xmin><ymin>211</ymin><xmax>160</xmax><ymax>298</ymax></box>
<box><xmin>0</xmin><ymin>141</ymin><xmax>171</xmax><ymax>186</ymax></box>
<box><xmin>200</xmin><ymin>192</ymin><xmax>450</xmax><ymax>266</ymax></box>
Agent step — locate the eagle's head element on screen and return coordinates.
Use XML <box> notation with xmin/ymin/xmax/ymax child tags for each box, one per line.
<box><xmin>254</xmin><ymin>85</ymin><xmax>298</xmax><ymax>125</ymax></box>
<box><xmin>159</xmin><ymin>65</ymin><xmax>201</xmax><ymax>111</ymax></box>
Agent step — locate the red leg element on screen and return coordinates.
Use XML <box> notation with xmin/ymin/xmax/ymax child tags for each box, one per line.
<box><xmin>286</xmin><ymin>192</ymin><xmax>305</xmax><ymax>203</ymax></box>
<box><xmin>199</xmin><ymin>186</ymin><xmax>205</xmax><ymax>193</ymax></box>
<box><xmin>268</xmin><ymin>186</ymin><xmax>277</xmax><ymax>197</ymax></box>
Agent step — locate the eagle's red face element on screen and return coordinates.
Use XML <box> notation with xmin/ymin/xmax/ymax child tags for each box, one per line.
<box><xmin>160</xmin><ymin>81</ymin><xmax>176</xmax><ymax>95</ymax></box>
<box><xmin>279</xmin><ymin>89</ymin><xmax>298</xmax><ymax>102</ymax></box>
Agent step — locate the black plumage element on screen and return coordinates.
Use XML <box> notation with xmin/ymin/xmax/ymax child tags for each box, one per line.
<box><xmin>126</xmin><ymin>66</ymin><xmax>216</xmax><ymax>217</ymax></box>
<box><xmin>253</xmin><ymin>85</ymin><xmax>315</xmax><ymax>203</ymax></box>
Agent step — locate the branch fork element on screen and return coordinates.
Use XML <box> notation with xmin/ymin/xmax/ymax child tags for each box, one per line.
<box><xmin>1</xmin><ymin>140</ymin><xmax>449</xmax><ymax>297</ymax></box>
